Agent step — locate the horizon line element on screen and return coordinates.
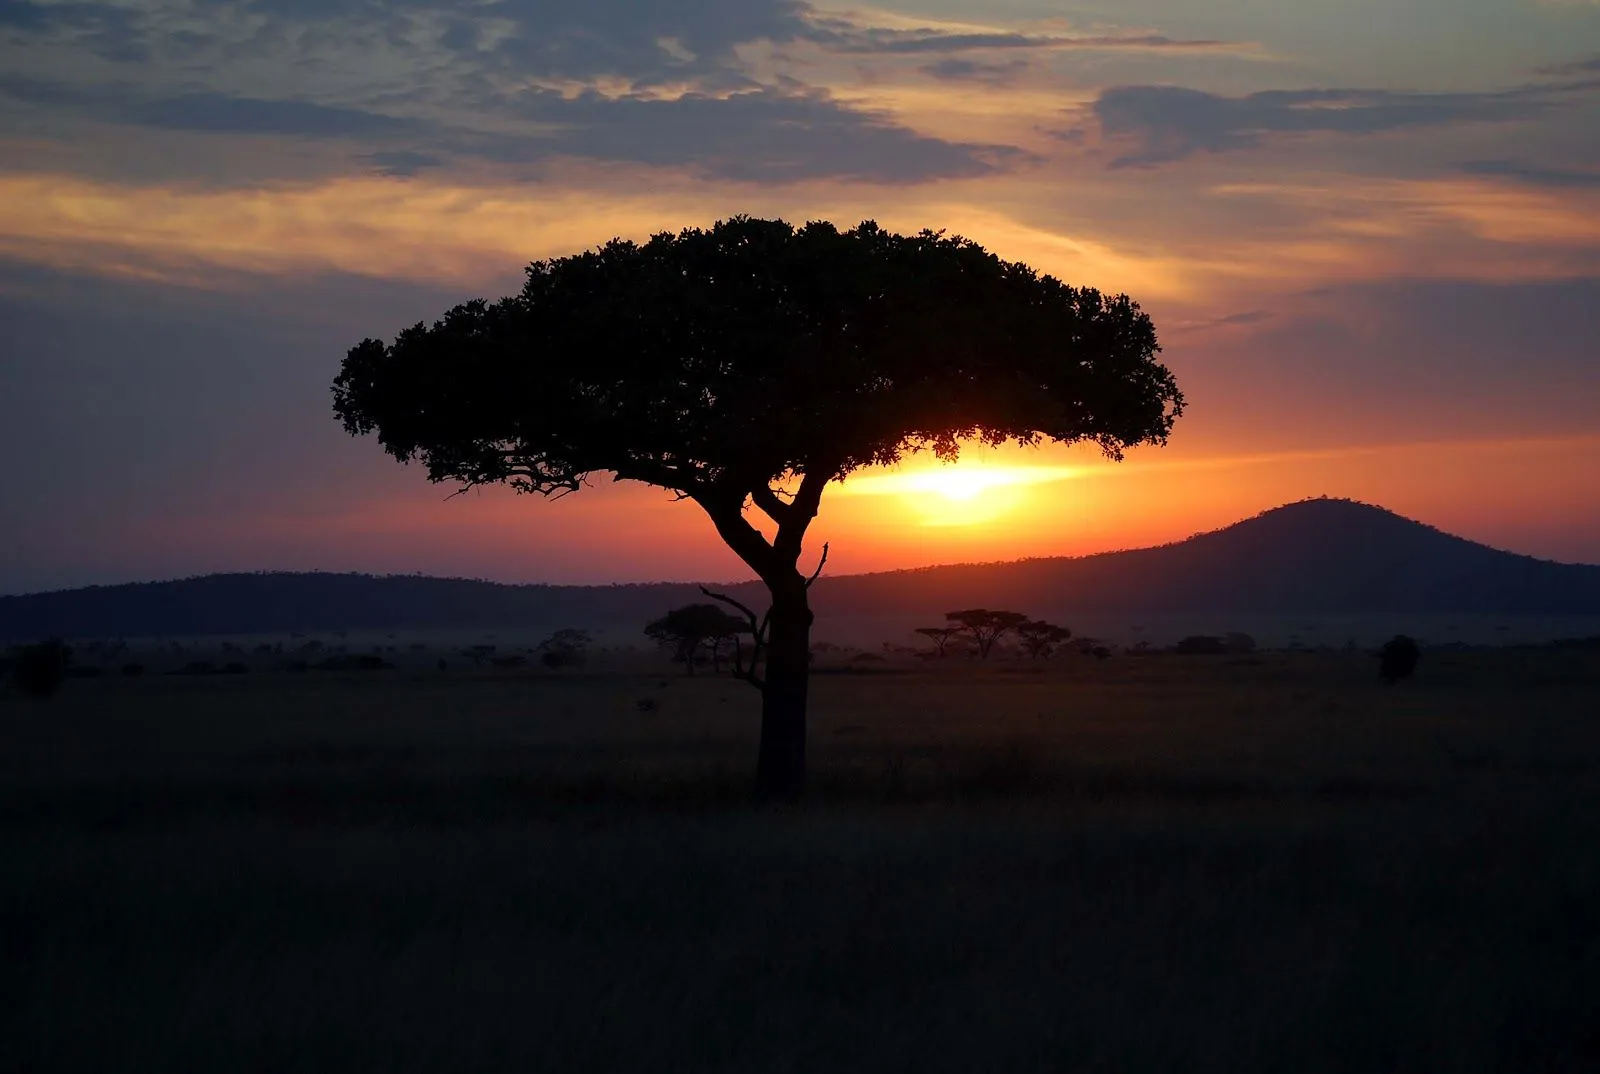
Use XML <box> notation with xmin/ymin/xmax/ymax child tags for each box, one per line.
<box><xmin>6</xmin><ymin>496</ymin><xmax>1597</xmax><ymax>599</ymax></box>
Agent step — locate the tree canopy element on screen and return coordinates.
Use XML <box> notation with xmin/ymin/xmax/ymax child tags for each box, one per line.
<box><xmin>333</xmin><ymin>217</ymin><xmax>1182</xmax><ymax>584</ymax></box>
<box><xmin>946</xmin><ymin>609</ymin><xmax>1031</xmax><ymax>660</ymax></box>
<box><xmin>646</xmin><ymin>603</ymin><xmax>750</xmax><ymax>675</ymax></box>
<box><xmin>1016</xmin><ymin>620</ymin><xmax>1073</xmax><ymax>659</ymax></box>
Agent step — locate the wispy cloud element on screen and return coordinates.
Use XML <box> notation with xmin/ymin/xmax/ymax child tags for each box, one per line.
<box><xmin>1093</xmin><ymin>83</ymin><xmax>1582</xmax><ymax>167</ymax></box>
<box><xmin>1459</xmin><ymin>159</ymin><xmax>1600</xmax><ymax>188</ymax></box>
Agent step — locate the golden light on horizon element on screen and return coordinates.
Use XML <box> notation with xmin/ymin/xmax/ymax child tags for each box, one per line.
<box><xmin>836</xmin><ymin>461</ymin><xmax>1081</xmax><ymax>527</ymax></box>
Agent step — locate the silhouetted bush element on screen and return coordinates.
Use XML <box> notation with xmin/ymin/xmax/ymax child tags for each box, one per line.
<box><xmin>222</xmin><ymin>662</ymin><xmax>250</xmax><ymax>675</ymax></box>
<box><xmin>1379</xmin><ymin>635</ymin><xmax>1420</xmax><ymax>683</ymax></box>
<box><xmin>11</xmin><ymin>640</ymin><xmax>70</xmax><ymax>697</ymax></box>
<box><xmin>122</xmin><ymin>663</ymin><xmax>145</xmax><ymax>677</ymax></box>
<box><xmin>539</xmin><ymin>628</ymin><xmax>590</xmax><ymax>670</ymax></box>
<box><xmin>313</xmin><ymin>654</ymin><xmax>395</xmax><ymax>672</ymax></box>
<box><xmin>541</xmin><ymin>649</ymin><xmax>585</xmax><ymax>670</ymax></box>
<box><xmin>1174</xmin><ymin>635</ymin><xmax>1229</xmax><ymax>655</ymax></box>
<box><xmin>174</xmin><ymin>661</ymin><xmax>219</xmax><ymax>676</ymax></box>
<box><xmin>1224</xmin><ymin>632</ymin><xmax>1258</xmax><ymax>654</ymax></box>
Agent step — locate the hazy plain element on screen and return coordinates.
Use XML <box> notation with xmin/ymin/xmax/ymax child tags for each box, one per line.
<box><xmin>4</xmin><ymin>646</ymin><xmax>1598</xmax><ymax>1072</ymax></box>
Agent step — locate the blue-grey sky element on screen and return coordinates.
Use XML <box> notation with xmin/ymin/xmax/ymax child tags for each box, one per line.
<box><xmin>1</xmin><ymin>0</ymin><xmax>1597</xmax><ymax>591</ymax></box>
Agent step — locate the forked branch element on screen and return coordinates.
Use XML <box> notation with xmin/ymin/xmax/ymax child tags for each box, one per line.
<box><xmin>805</xmin><ymin>542</ymin><xmax>830</xmax><ymax>588</ymax></box>
<box><xmin>699</xmin><ymin>586</ymin><xmax>770</xmax><ymax>689</ymax></box>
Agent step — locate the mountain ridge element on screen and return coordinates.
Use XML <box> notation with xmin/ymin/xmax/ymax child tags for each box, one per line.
<box><xmin>4</xmin><ymin>499</ymin><xmax>1598</xmax><ymax>640</ymax></box>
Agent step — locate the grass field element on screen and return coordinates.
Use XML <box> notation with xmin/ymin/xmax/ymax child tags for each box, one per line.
<box><xmin>4</xmin><ymin>648</ymin><xmax>1598</xmax><ymax>1072</ymax></box>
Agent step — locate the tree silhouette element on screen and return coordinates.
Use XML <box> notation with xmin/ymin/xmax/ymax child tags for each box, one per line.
<box><xmin>646</xmin><ymin>604</ymin><xmax>750</xmax><ymax>675</ymax></box>
<box><xmin>1379</xmin><ymin>635</ymin><xmax>1420</xmax><ymax>683</ymax></box>
<box><xmin>333</xmin><ymin>217</ymin><xmax>1183</xmax><ymax>797</ymax></box>
<box><xmin>946</xmin><ymin>609</ymin><xmax>1032</xmax><ymax>660</ymax></box>
<box><xmin>913</xmin><ymin>626</ymin><xmax>966</xmax><ymax>659</ymax></box>
<box><xmin>538</xmin><ymin>628</ymin><xmax>590</xmax><ymax>669</ymax></box>
<box><xmin>1016</xmin><ymin>620</ymin><xmax>1073</xmax><ymax>659</ymax></box>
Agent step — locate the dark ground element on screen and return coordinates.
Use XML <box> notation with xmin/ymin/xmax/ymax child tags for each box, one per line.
<box><xmin>3</xmin><ymin>647</ymin><xmax>1598</xmax><ymax>1072</ymax></box>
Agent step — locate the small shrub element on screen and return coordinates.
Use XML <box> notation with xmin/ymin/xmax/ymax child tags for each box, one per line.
<box><xmin>636</xmin><ymin>697</ymin><xmax>659</xmax><ymax>713</ymax></box>
<box><xmin>12</xmin><ymin>640</ymin><xmax>71</xmax><ymax>697</ymax></box>
<box><xmin>542</xmin><ymin>649</ymin><xmax>585</xmax><ymax>670</ymax></box>
<box><xmin>222</xmin><ymin>662</ymin><xmax>250</xmax><ymax>675</ymax></box>
<box><xmin>1174</xmin><ymin>635</ymin><xmax>1228</xmax><ymax>655</ymax></box>
<box><xmin>312</xmin><ymin>654</ymin><xmax>394</xmax><ymax>672</ymax></box>
<box><xmin>122</xmin><ymin>663</ymin><xmax>146</xmax><ymax>677</ymax></box>
<box><xmin>1379</xmin><ymin>635</ymin><xmax>1420</xmax><ymax>683</ymax></box>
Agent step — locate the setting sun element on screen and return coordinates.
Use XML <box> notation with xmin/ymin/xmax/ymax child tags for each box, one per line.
<box><xmin>836</xmin><ymin>461</ymin><xmax>1080</xmax><ymax>527</ymax></box>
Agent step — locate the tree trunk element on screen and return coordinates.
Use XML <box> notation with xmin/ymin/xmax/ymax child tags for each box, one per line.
<box><xmin>757</xmin><ymin>582</ymin><xmax>812</xmax><ymax>800</ymax></box>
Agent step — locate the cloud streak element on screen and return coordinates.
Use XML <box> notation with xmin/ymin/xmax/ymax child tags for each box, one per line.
<box><xmin>1094</xmin><ymin>83</ymin><xmax>1584</xmax><ymax>166</ymax></box>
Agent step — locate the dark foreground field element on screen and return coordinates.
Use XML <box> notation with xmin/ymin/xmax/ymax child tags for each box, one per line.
<box><xmin>3</xmin><ymin>649</ymin><xmax>1598</xmax><ymax>1072</ymax></box>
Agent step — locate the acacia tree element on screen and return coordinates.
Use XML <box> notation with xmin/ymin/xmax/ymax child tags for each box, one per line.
<box><xmin>1017</xmin><ymin>620</ymin><xmax>1073</xmax><ymax>659</ymax></box>
<box><xmin>646</xmin><ymin>603</ymin><xmax>749</xmax><ymax>675</ymax></box>
<box><xmin>332</xmin><ymin>217</ymin><xmax>1183</xmax><ymax>798</ymax></box>
<box><xmin>947</xmin><ymin>609</ymin><xmax>1032</xmax><ymax>660</ymax></box>
<box><xmin>913</xmin><ymin>626</ymin><xmax>965</xmax><ymax>659</ymax></box>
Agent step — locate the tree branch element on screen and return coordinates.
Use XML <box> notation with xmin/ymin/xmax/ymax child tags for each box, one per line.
<box><xmin>772</xmin><ymin>467</ymin><xmax>834</xmax><ymax>565</ymax></box>
<box><xmin>748</xmin><ymin>486</ymin><xmax>793</xmax><ymax>528</ymax></box>
<box><xmin>699</xmin><ymin>586</ymin><xmax>761</xmax><ymax>626</ymax></box>
<box><xmin>700</xmin><ymin>586</ymin><xmax>767</xmax><ymax>690</ymax></box>
<box><xmin>805</xmin><ymin>542</ymin><xmax>830</xmax><ymax>588</ymax></box>
<box><xmin>693</xmin><ymin>495</ymin><xmax>778</xmax><ymax>579</ymax></box>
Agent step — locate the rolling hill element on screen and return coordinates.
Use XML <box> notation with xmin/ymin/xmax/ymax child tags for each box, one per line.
<box><xmin>2</xmin><ymin>499</ymin><xmax>1598</xmax><ymax>642</ymax></box>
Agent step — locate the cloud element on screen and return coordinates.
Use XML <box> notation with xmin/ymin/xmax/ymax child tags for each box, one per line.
<box><xmin>814</xmin><ymin>26</ymin><xmax>1234</xmax><ymax>55</ymax></box>
<box><xmin>0</xmin><ymin>2</ymin><xmax>1033</xmax><ymax>184</ymax></box>
<box><xmin>1540</xmin><ymin>54</ymin><xmax>1600</xmax><ymax>76</ymax></box>
<box><xmin>1167</xmin><ymin>310</ymin><xmax>1271</xmax><ymax>334</ymax></box>
<box><xmin>919</xmin><ymin>58</ymin><xmax>1029</xmax><ymax>84</ymax></box>
<box><xmin>1094</xmin><ymin>83</ymin><xmax>1576</xmax><ymax>166</ymax></box>
<box><xmin>364</xmin><ymin>150</ymin><xmax>446</xmax><ymax>177</ymax></box>
<box><xmin>0</xmin><ymin>0</ymin><xmax>147</xmax><ymax>61</ymax></box>
<box><xmin>1459</xmin><ymin>159</ymin><xmax>1600</xmax><ymax>188</ymax></box>
<box><xmin>0</xmin><ymin>74</ymin><xmax>1017</xmax><ymax>185</ymax></box>
<box><xmin>496</xmin><ymin>86</ymin><xmax>1026</xmax><ymax>182</ymax></box>
<box><xmin>123</xmin><ymin>93</ymin><xmax>426</xmax><ymax>139</ymax></box>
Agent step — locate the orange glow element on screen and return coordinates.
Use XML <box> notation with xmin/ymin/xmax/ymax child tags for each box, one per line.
<box><xmin>835</xmin><ymin>459</ymin><xmax>1080</xmax><ymax>528</ymax></box>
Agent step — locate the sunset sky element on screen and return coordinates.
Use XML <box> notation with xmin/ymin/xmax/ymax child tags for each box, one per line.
<box><xmin>2</xmin><ymin>0</ymin><xmax>1598</xmax><ymax>593</ymax></box>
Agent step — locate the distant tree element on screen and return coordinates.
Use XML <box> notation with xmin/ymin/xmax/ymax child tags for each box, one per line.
<box><xmin>913</xmin><ymin>626</ymin><xmax>966</xmax><ymax>659</ymax></box>
<box><xmin>1378</xmin><ymin>635</ymin><xmax>1420</xmax><ymax>683</ymax></box>
<box><xmin>646</xmin><ymin>604</ymin><xmax>749</xmax><ymax>675</ymax></box>
<box><xmin>1016</xmin><ymin>620</ymin><xmax>1073</xmax><ymax>659</ymax></box>
<box><xmin>333</xmin><ymin>217</ymin><xmax>1183</xmax><ymax>796</ymax></box>
<box><xmin>947</xmin><ymin>609</ymin><xmax>1031</xmax><ymax>660</ymax></box>
<box><xmin>10</xmin><ymin>640</ymin><xmax>70</xmax><ymax>698</ymax></box>
<box><xmin>462</xmin><ymin>644</ymin><xmax>496</xmax><ymax>666</ymax></box>
<box><xmin>539</xmin><ymin>629</ymin><xmax>590</xmax><ymax>670</ymax></box>
<box><xmin>1174</xmin><ymin>635</ymin><xmax>1229</xmax><ymax>655</ymax></box>
<box><xmin>1224</xmin><ymin>632</ymin><xmax>1258</xmax><ymax>654</ymax></box>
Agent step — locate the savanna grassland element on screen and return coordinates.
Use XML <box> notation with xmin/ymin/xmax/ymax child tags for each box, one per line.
<box><xmin>3</xmin><ymin>647</ymin><xmax>1598</xmax><ymax>1073</ymax></box>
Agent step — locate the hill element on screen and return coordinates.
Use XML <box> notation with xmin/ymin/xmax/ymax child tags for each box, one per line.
<box><xmin>3</xmin><ymin>499</ymin><xmax>1598</xmax><ymax>642</ymax></box>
